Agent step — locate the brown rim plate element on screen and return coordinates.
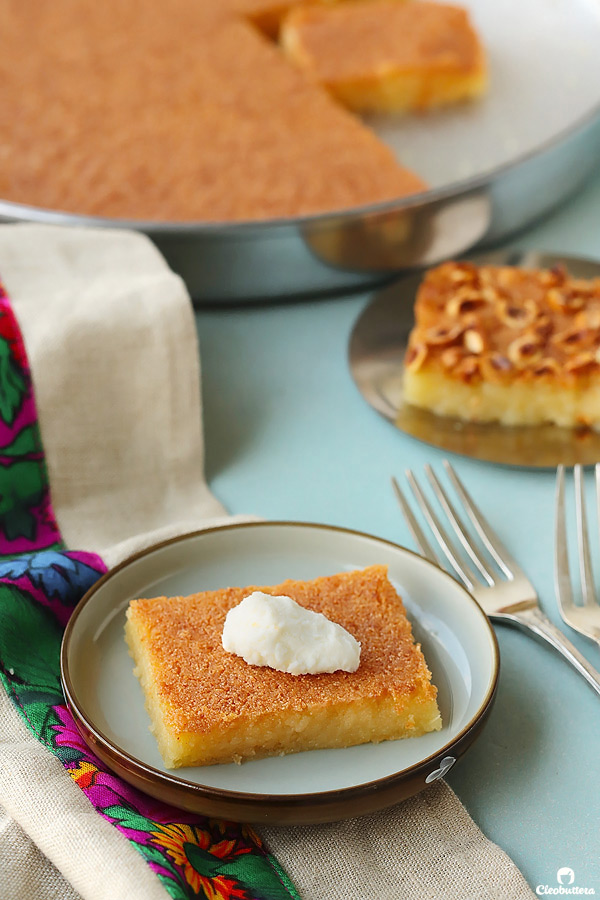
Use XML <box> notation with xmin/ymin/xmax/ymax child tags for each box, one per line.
<box><xmin>60</xmin><ymin>521</ymin><xmax>499</xmax><ymax>825</ymax></box>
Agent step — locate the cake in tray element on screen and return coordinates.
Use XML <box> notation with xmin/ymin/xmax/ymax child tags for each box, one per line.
<box><xmin>403</xmin><ymin>261</ymin><xmax>600</xmax><ymax>429</ymax></box>
<box><xmin>280</xmin><ymin>0</ymin><xmax>487</xmax><ymax>113</ymax></box>
<box><xmin>0</xmin><ymin>0</ymin><xmax>490</xmax><ymax>223</ymax></box>
<box><xmin>0</xmin><ymin>0</ymin><xmax>427</xmax><ymax>222</ymax></box>
<box><xmin>125</xmin><ymin>565</ymin><xmax>441</xmax><ymax>769</ymax></box>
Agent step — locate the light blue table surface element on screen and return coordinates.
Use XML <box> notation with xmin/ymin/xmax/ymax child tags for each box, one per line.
<box><xmin>196</xmin><ymin>170</ymin><xmax>600</xmax><ymax>895</ymax></box>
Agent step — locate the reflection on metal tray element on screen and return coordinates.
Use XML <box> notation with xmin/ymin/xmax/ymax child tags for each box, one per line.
<box><xmin>348</xmin><ymin>250</ymin><xmax>600</xmax><ymax>469</ymax></box>
<box><xmin>1</xmin><ymin>0</ymin><xmax>600</xmax><ymax>302</ymax></box>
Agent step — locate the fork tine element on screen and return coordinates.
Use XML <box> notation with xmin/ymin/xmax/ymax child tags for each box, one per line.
<box><xmin>575</xmin><ymin>465</ymin><xmax>597</xmax><ymax>607</ymax></box>
<box><xmin>391</xmin><ymin>476</ymin><xmax>440</xmax><ymax>567</ymax></box>
<box><xmin>424</xmin><ymin>464</ymin><xmax>496</xmax><ymax>587</ymax></box>
<box><xmin>403</xmin><ymin>468</ymin><xmax>478</xmax><ymax>592</ymax></box>
<box><xmin>555</xmin><ymin>464</ymin><xmax>575</xmax><ymax>613</ymax></box>
<box><xmin>442</xmin><ymin>459</ymin><xmax>519</xmax><ymax>580</ymax></box>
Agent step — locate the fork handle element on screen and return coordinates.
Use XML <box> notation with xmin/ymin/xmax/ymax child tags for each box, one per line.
<box><xmin>501</xmin><ymin>607</ymin><xmax>600</xmax><ymax>697</ymax></box>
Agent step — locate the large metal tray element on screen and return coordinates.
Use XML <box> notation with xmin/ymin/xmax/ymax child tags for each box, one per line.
<box><xmin>1</xmin><ymin>0</ymin><xmax>600</xmax><ymax>302</ymax></box>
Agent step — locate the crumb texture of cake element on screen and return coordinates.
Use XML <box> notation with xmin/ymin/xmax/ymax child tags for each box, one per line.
<box><xmin>280</xmin><ymin>0</ymin><xmax>487</xmax><ymax>113</ymax></box>
<box><xmin>125</xmin><ymin>565</ymin><xmax>441</xmax><ymax>768</ymax></box>
<box><xmin>404</xmin><ymin>261</ymin><xmax>600</xmax><ymax>429</ymax></box>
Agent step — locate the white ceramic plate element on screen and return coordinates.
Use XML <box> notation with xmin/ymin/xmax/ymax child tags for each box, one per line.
<box><xmin>61</xmin><ymin>521</ymin><xmax>499</xmax><ymax>824</ymax></box>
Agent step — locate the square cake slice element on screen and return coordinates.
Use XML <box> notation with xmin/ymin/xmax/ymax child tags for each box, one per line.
<box><xmin>125</xmin><ymin>565</ymin><xmax>441</xmax><ymax>768</ymax></box>
<box><xmin>403</xmin><ymin>261</ymin><xmax>600</xmax><ymax>429</ymax></box>
<box><xmin>280</xmin><ymin>0</ymin><xmax>487</xmax><ymax>113</ymax></box>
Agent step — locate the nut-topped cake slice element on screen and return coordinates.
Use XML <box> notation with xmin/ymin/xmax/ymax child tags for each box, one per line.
<box><xmin>403</xmin><ymin>261</ymin><xmax>600</xmax><ymax>429</ymax></box>
<box><xmin>125</xmin><ymin>565</ymin><xmax>441</xmax><ymax>769</ymax></box>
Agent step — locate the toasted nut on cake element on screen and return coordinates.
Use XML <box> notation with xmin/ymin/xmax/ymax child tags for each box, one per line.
<box><xmin>497</xmin><ymin>268</ymin><xmax>520</xmax><ymax>289</ymax></box>
<box><xmin>445</xmin><ymin>292</ymin><xmax>488</xmax><ymax>318</ymax></box>
<box><xmin>507</xmin><ymin>333</ymin><xmax>543</xmax><ymax>367</ymax></box>
<box><xmin>424</xmin><ymin>323</ymin><xmax>465</xmax><ymax>345</ymax></box>
<box><xmin>479</xmin><ymin>353</ymin><xmax>513</xmax><ymax>383</ymax></box>
<box><xmin>405</xmin><ymin>343</ymin><xmax>428</xmax><ymax>372</ymax></box>
<box><xmin>575</xmin><ymin>308</ymin><xmax>600</xmax><ymax>330</ymax></box>
<box><xmin>551</xmin><ymin>327</ymin><xmax>590</xmax><ymax>354</ymax></box>
<box><xmin>531</xmin><ymin>358</ymin><xmax>561</xmax><ymax>377</ymax></box>
<box><xmin>463</xmin><ymin>329</ymin><xmax>485</xmax><ymax>354</ymax></box>
<box><xmin>448</xmin><ymin>269</ymin><xmax>470</xmax><ymax>284</ymax></box>
<box><xmin>440</xmin><ymin>346</ymin><xmax>464</xmax><ymax>369</ymax></box>
<box><xmin>546</xmin><ymin>289</ymin><xmax>566</xmax><ymax>312</ymax></box>
<box><xmin>547</xmin><ymin>288</ymin><xmax>585</xmax><ymax>312</ymax></box>
<box><xmin>548</xmin><ymin>264</ymin><xmax>568</xmax><ymax>285</ymax></box>
<box><xmin>481</xmin><ymin>286</ymin><xmax>500</xmax><ymax>303</ymax></box>
<box><xmin>454</xmin><ymin>356</ymin><xmax>480</xmax><ymax>382</ymax></box>
<box><xmin>564</xmin><ymin>352</ymin><xmax>599</xmax><ymax>375</ymax></box>
<box><xmin>440</xmin><ymin>346</ymin><xmax>465</xmax><ymax>371</ymax></box>
<box><xmin>532</xmin><ymin>315</ymin><xmax>554</xmax><ymax>341</ymax></box>
<box><xmin>570</xmin><ymin>278</ymin><xmax>596</xmax><ymax>291</ymax></box>
<box><xmin>447</xmin><ymin>263</ymin><xmax>477</xmax><ymax>284</ymax></box>
<box><xmin>496</xmin><ymin>297</ymin><xmax>538</xmax><ymax>329</ymax></box>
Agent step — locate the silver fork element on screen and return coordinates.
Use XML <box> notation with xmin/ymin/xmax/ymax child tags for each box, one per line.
<box><xmin>555</xmin><ymin>464</ymin><xmax>600</xmax><ymax>647</ymax></box>
<box><xmin>393</xmin><ymin>459</ymin><xmax>600</xmax><ymax>697</ymax></box>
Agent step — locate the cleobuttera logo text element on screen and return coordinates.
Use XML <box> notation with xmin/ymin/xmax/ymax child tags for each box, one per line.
<box><xmin>536</xmin><ymin>868</ymin><xmax>596</xmax><ymax>896</ymax></box>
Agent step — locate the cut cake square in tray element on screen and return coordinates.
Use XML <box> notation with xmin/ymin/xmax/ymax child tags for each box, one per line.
<box><xmin>280</xmin><ymin>0</ymin><xmax>488</xmax><ymax>113</ymax></box>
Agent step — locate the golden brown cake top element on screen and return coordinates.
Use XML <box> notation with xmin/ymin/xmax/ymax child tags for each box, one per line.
<box><xmin>0</xmin><ymin>0</ymin><xmax>426</xmax><ymax>222</ymax></box>
<box><xmin>282</xmin><ymin>0</ymin><xmax>485</xmax><ymax>81</ymax></box>
<box><xmin>127</xmin><ymin>565</ymin><xmax>436</xmax><ymax>733</ymax></box>
<box><xmin>405</xmin><ymin>261</ymin><xmax>600</xmax><ymax>385</ymax></box>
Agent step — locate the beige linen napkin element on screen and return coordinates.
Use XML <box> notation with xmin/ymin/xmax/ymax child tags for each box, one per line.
<box><xmin>0</xmin><ymin>223</ymin><xmax>535</xmax><ymax>900</ymax></box>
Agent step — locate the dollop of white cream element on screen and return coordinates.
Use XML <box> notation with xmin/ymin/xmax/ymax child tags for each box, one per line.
<box><xmin>222</xmin><ymin>591</ymin><xmax>361</xmax><ymax>675</ymax></box>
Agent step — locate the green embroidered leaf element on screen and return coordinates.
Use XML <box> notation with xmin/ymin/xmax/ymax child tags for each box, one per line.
<box><xmin>0</xmin><ymin>424</ymin><xmax>43</xmax><ymax>458</ymax></box>
<box><xmin>140</xmin><ymin>844</ymin><xmax>177</xmax><ymax>867</ymax></box>
<box><xmin>184</xmin><ymin>843</ymin><xmax>225</xmax><ymax>876</ymax></box>
<box><xmin>37</xmin><ymin>704</ymin><xmax>70</xmax><ymax>750</ymax></box>
<box><xmin>153</xmin><ymin>872</ymin><xmax>188</xmax><ymax>900</ymax></box>
<box><xmin>0</xmin><ymin>584</ymin><xmax>63</xmax><ymax>709</ymax></box>
<box><xmin>53</xmin><ymin>744</ymin><xmax>84</xmax><ymax>765</ymax></box>
<box><xmin>0</xmin><ymin>459</ymin><xmax>45</xmax><ymax>540</ymax></box>
<box><xmin>102</xmin><ymin>806</ymin><xmax>157</xmax><ymax>833</ymax></box>
<box><xmin>213</xmin><ymin>853</ymin><xmax>296</xmax><ymax>900</ymax></box>
<box><xmin>0</xmin><ymin>338</ymin><xmax>26</xmax><ymax>426</ymax></box>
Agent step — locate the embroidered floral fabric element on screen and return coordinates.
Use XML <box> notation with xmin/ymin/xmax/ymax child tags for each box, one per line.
<box><xmin>0</xmin><ymin>283</ymin><xmax>298</xmax><ymax>900</ymax></box>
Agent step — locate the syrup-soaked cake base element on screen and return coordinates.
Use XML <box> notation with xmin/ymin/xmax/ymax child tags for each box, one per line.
<box><xmin>125</xmin><ymin>565</ymin><xmax>441</xmax><ymax>768</ymax></box>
